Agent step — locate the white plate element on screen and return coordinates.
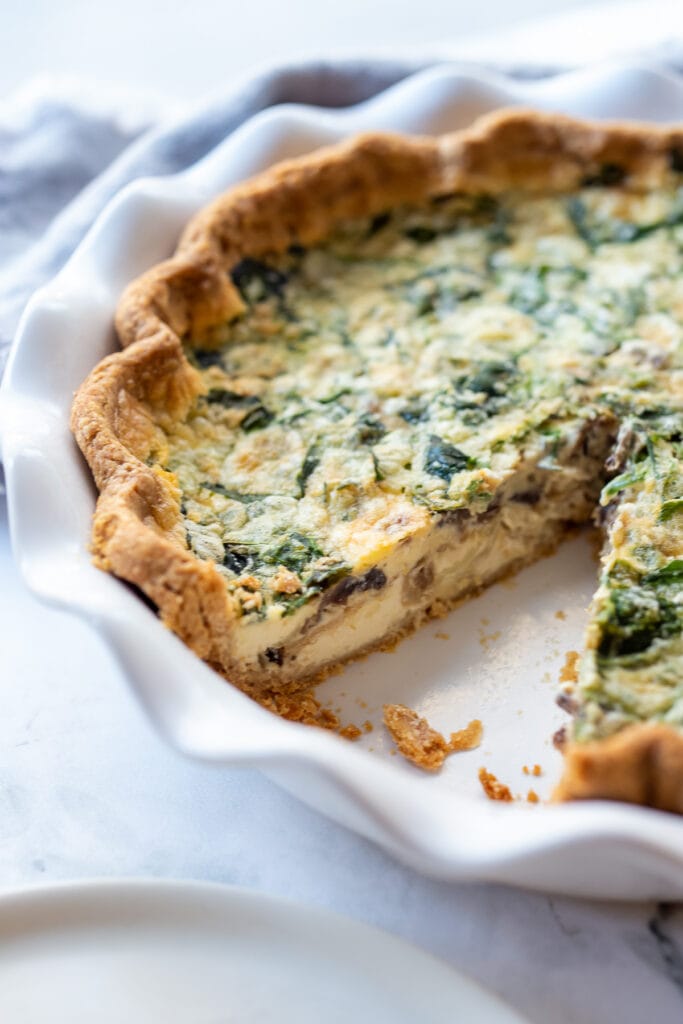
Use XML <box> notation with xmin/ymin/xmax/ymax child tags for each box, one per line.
<box><xmin>0</xmin><ymin>879</ymin><xmax>528</xmax><ymax>1022</ymax></box>
<box><xmin>3</xmin><ymin>61</ymin><xmax>683</xmax><ymax>898</ymax></box>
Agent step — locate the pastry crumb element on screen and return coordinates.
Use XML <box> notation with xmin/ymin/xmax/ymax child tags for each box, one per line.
<box><xmin>434</xmin><ymin>631</ymin><xmax>450</xmax><ymax>640</ymax></box>
<box><xmin>271</xmin><ymin>565</ymin><xmax>302</xmax><ymax>594</ymax></box>
<box><xmin>554</xmin><ymin>609</ymin><xmax>567</xmax><ymax>620</ymax></box>
<box><xmin>559</xmin><ymin>650</ymin><xmax>580</xmax><ymax>684</ymax></box>
<box><xmin>449</xmin><ymin>719</ymin><xmax>482</xmax><ymax>752</ymax></box>
<box><xmin>339</xmin><ymin>724</ymin><xmax>362</xmax><ymax>741</ymax></box>
<box><xmin>363</xmin><ymin>720</ymin><xmax>373</xmax><ymax>733</ymax></box>
<box><xmin>261</xmin><ymin>690</ymin><xmax>340</xmax><ymax>731</ymax></box>
<box><xmin>527</xmin><ymin>789</ymin><xmax>540</xmax><ymax>803</ymax></box>
<box><xmin>478</xmin><ymin>628</ymin><xmax>501</xmax><ymax>650</ymax></box>
<box><xmin>478</xmin><ymin>767</ymin><xmax>513</xmax><ymax>802</ymax></box>
<box><xmin>383</xmin><ymin>703</ymin><xmax>449</xmax><ymax>771</ymax></box>
<box><xmin>384</xmin><ymin>704</ymin><xmax>484</xmax><ymax>771</ymax></box>
<box><xmin>522</xmin><ymin>763</ymin><xmax>542</xmax><ymax>777</ymax></box>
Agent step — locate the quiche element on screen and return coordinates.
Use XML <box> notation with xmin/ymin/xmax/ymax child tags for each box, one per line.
<box><xmin>72</xmin><ymin>109</ymin><xmax>683</xmax><ymax>811</ymax></box>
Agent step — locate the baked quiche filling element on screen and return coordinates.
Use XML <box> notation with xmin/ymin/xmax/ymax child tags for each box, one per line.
<box><xmin>147</xmin><ymin>180</ymin><xmax>683</xmax><ymax>744</ymax></box>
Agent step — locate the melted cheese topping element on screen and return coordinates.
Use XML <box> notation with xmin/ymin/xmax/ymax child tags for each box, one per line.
<box><xmin>152</xmin><ymin>183</ymin><xmax>683</xmax><ymax>741</ymax></box>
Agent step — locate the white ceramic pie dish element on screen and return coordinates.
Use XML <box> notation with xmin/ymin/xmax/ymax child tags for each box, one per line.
<box><xmin>4</xmin><ymin>61</ymin><xmax>683</xmax><ymax>899</ymax></box>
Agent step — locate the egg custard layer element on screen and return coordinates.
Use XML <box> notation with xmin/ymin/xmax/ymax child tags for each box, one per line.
<box><xmin>157</xmin><ymin>185</ymin><xmax>683</xmax><ymax>739</ymax></box>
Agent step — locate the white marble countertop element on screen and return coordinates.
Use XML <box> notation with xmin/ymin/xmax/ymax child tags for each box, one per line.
<box><xmin>3</xmin><ymin>1</ymin><xmax>683</xmax><ymax>1020</ymax></box>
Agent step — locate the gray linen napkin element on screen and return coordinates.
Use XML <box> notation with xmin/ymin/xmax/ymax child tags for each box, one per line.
<box><xmin>0</xmin><ymin>59</ymin><xmax>431</xmax><ymax>381</ymax></box>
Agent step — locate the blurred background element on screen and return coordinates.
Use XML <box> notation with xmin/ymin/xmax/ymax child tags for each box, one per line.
<box><xmin>3</xmin><ymin>0</ymin><xmax>664</xmax><ymax>108</ymax></box>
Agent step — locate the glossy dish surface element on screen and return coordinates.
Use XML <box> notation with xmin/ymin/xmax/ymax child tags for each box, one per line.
<box><xmin>4</xmin><ymin>62</ymin><xmax>683</xmax><ymax>896</ymax></box>
<box><xmin>0</xmin><ymin>879</ymin><xmax>529</xmax><ymax>1023</ymax></box>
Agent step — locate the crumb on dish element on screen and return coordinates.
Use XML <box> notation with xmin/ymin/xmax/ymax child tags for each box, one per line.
<box><xmin>383</xmin><ymin>703</ymin><xmax>449</xmax><ymax>771</ymax></box>
<box><xmin>478</xmin><ymin>628</ymin><xmax>501</xmax><ymax>650</ymax></box>
<box><xmin>383</xmin><ymin>704</ymin><xmax>483</xmax><ymax>772</ymax></box>
<box><xmin>450</xmin><ymin>719</ymin><xmax>483</xmax><ymax>753</ymax></box>
<box><xmin>559</xmin><ymin>650</ymin><xmax>580</xmax><ymax>684</ymax></box>
<box><xmin>478</xmin><ymin>767</ymin><xmax>514</xmax><ymax>802</ymax></box>
<box><xmin>339</xmin><ymin>724</ymin><xmax>363</xmax><ymax>741</ymax></box>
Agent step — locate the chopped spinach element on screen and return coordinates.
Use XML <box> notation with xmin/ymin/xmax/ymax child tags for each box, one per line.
<box><xmin>467</xmin><ymin>194</ymin><xmax>499</xmax><ymax>217</ymax></box>
<box><xmin>645</xmin><ymin>560</ymin><xmax>683</xmax><ymax>584</ymax></box>
<box><xmin>297</xmin><ymin>443</ymin><xmax>320</xmax><ymax>497</ymax></box>
<box><xmin>598</xmin><ymin>581</ymin><xmax>681</xmax><ymax>659</ymax></box>
<box><xmin>277</xmin><ymin>559</ymin><xmax>352</xmax><ymax>615</ymax></box>
<box><xmin>644</xmin><ymin>434</ymin><xmax>660</xmax><ymax>479</ymax></box>
<box><xmin>581</xmin><ymin>163</ymin><xmax>627</xmax><ymax>188</ymax></box>
<box><xmin>403</xmin><ymin>274</ymin><xmax>483</xmax><ymax>317</ymax></box>
<box><xmin>461</xmin><ymin>360</ymin><xmax>517</xmax><ymax>398</ymax></box>
<box><xmin>304</xmin><ymin>561</ymin><xmax>350</xmax><ymax>592</ymax></box>
<box><xmin>602</xmin><ymin>464</ymin><xmax>647</xmax><ymax>498</ymax></box>
<box><xmin>240</xmin><ymin>405</ymin><xmax>274</xmax><ymax>431</ymax></box>
<box><xmin>670</xmin><ymin>147</ymin><xmax>683</xmax><ymax>173</ymax></box>
<box><xmin>356</xmin><ymin>414</ymin><xmax>386</xmax><ymax>445</ymax></box>
<box><xmin>659</xmin><ymin>497</ymin><xmax>683</xmax><ymax>521</ymax></box>
<box><xmin>485</xmin><ymin>201</ymin><xmax>511</xmax><ymax>246</ymax></box>
<box><xmin>413</xmin><ymin>290</ymin><xmax>437</xmax><ymax>317</ymax></box>
<box><xmin>567</xmin><ymin>195</ymin><xmax>683</xmax><ymax>249</ymax></box>
<box><xmin>598</xmin><ymin>554</ymin><xmax>683</xmax><ymax>660</ymax></box>
<box><xmin>265</xmin><ymin>532</ymin><xmax>323</xmax><ymax>574</ymax></box>
<box><xmin>452</xmin><ymin>361</ymin><xmax>517</xmax><ymax>423</ymax></box>
<box><xmin>222</xmin><ymin>545</ymin><xmax>253</xmax><ymax>574</ymax></box>
<box><xmin>367</xmin><ymin>212</ymin><xmax>390</xmax><ymax>236</ymax></box>
<box><xmin>231</xmin><ymin>258</ymin><xmax>288</xmax><ymax>302</ymax></box>
<box><xmin>399</xmin><ymin>402</ymin><xmax>428</xmax><ymax>425</ymax></box>
<box><xmin>405</xmin><ymin>225</ymin><xmax>438</xmax><ymax>244</ymax></box>
<box><xmin>507</xmin><ymin>270</ymin><xmax>548</xmax><ymax>315</ymax></box>
<box><xmin>424</xmin><ymin>435</ymin><xmax>474</xmax><ymax>483</ymax></box>
<box><xmin>201</xmin><ymin>481</ymin><xmax>265</xmax><ymax>503</ymax></box>
<box><xmin>318</xmin><ymin>388</ymin><xmax>352</xmax><ymax>404</ymax></box>
<box><xmin>607</xmin><ymin>559</ymin><xmax>641</xmax><ymax>585</ymax></box>
<box><xmin>192</xmin><ymin>349</ymin><xmax>224</xmax><ymax>369</ymax></box>
<box><xmin>205</xmin><ymin>388</ymin><xmax>260</xmax><ymax>408</ymax></box>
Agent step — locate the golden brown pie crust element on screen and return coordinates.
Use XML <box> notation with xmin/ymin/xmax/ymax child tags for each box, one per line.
<box><xmin>70</xmin><ymin>108</ymin><xmax>683</xmax><ymax>811</ymax></box>
<box><xmin>555</xmin><ymin>725</ymin><xmax>683</xmax><ymax>813</ymax></box>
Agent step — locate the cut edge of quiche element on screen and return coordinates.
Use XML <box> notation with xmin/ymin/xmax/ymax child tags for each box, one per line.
<box><xmin>70</xmin><ymin>108</ymin><xmax>683</xmax><ymax>812</ymax></box>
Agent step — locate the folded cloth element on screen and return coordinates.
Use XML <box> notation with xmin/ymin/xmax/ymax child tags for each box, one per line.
<box><xmin>0</xmin><ymin>59</ymin><xmax>431</xmax><ymax>384</ymax></box>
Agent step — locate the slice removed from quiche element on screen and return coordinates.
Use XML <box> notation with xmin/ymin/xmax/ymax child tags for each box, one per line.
<box><xmin>72</xmin><ymin>110</ymin><xmax>683</xmax><ymax>810</ymax></box>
